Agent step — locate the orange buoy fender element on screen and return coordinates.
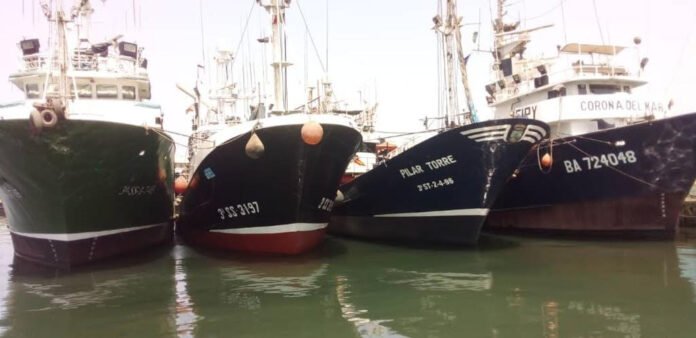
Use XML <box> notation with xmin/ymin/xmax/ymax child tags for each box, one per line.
<box><xmin>301</xmin><ymin>121</ymin><xmax>323</xmax><ymax>145</ymax></box>
<box><xmin>174</xmin><ymin>176</ymin><xmax>188</xmax><ymax>195</ymax></box>
<box><xmin>541</xmin><ymin>153</ymin><xmax>553</xmax><ymax>168</ymax></box>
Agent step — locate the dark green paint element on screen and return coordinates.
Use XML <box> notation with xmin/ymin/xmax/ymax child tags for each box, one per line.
<box><xmin>0</xmin><ymin>119</ymin><xmax>175</xmax><ymax>234</ymax></box>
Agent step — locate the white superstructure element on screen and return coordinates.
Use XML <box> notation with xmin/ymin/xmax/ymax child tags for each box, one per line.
<box><xmin>1</xmin><ymin>0</ymin><xmax>163</xmax><ymax>130</ymax></box>
<box><xmin>487</xmin><ymin>0</ymin><xmax>667</xmax><ymax>138</ymax></box>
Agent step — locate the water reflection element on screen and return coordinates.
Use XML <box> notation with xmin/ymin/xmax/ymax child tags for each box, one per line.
<box><xmin>328</xmin><ymin>237</ymin><xmax>696</xmax><ymax>338</ymax></box>
<box><xmin>381</xmin><ymin>269</ymin><xmax>492</xmax><ymax>292</ymax></box>
<box><xmin>0</xmin><ymin>226</ymin><xmax>13</xmax><ymax>336</ymax></box>
<box><xmin>173</xmin><ymin>245</ymin><xmax>198</xmax><ymax>338</ymax></box>
<box><xmin>3</xmin><ymin>247</ymin><xmax>176</xmax><ymax>337</ymax></box>
<box><xmin>0</xmin><ymin>216</ymin><xmax>695</xmax><ymax>337</ymax></box>
<box><xmin>335</xmin><ymin>275</ymin><xmax>408</xmax><ymax>338</ymax></box>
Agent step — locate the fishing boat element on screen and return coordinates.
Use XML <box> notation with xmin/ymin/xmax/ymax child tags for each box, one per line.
<box><xmin>328</xmin><ymin>0</ymin><xmax>549</xmax><ymax>245</ymax></box>
<box><xmin>0</xmin><ymin>1</ymin><xmax>175</xmax><ymax>267</ymax></box>
<box><xmin>341</xmin><ymin>113</ymin><xmax>381</xmax><ymax>185</ymax></box>
<box><xmin>484</xmin><ymin>0</ymin><xmax>696</xmax><ymax>238</ymax></box>
<box><xmin>176</xmin><ymin>0</ymin><xmax>362</xmax><ymax>255</ymax></box>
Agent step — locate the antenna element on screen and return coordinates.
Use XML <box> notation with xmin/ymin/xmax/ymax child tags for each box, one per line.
<box><xmin>198</xmin><ymin>0</ymin><xmax>208</xmax><ymax>83</ymax></box>
<box><xmin>325</xmin><ymin>0</ymin><xmax>329</xmax><ymax>73</ymax></box>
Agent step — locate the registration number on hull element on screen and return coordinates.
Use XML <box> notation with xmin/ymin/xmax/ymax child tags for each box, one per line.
<box><xmin>217</xmin><ymin>201</ymin><xmax>260</xmax><ymax>220</ymax></box>
<box><xmin>563</xmin><ymin>150</ymin><xmax>637</xmax><ymax>174</ymax></box>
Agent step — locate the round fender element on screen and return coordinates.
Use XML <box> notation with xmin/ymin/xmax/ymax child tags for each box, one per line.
<box><xmin>29</xmin><ymin>109</ymin><xmax>43</xmax><ymax>130</ymax></box>
<box><xmin>40</xmin><ymin>109</ymin><xmax>58</xmax><ymax>128</ymax></box>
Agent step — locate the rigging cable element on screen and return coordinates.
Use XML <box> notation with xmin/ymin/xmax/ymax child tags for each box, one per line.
<box><xmin>524</xmin><ymin>0</ymin><xmax>568</xmax><ymax>22</ymax></box>
<box><xmin>559</xmin><ymin>0</ymin><xmax>567</xmax><ymax>44</ymax></box>
<box><xmin>591</xmin><ymin>0</ymin><xmax>605</xmax><ymax>44</ymax></box>
<box><xmin>664</xmin><ymin>9</ymin><xmax>696</xmax><ymax>107</ymax></box>
<box><xmin>229</xmin><ymin>1</ymin><xmax>257</xmax><ymax>71</ymax></box>
<box><xmin>565</xmin><ymin>140</ymin><xmax>659</xmax><ymax>190</ymax></box>
<box><xmin>294</xmin><ymin>0</ymin><xmax>327</xmax><ymax>73</ymax></box>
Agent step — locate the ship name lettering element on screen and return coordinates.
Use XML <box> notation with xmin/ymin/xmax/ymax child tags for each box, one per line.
<box><xmin>399</xmin><ymin>165</ymin><xmax>424</xmax><ymax>178</ymax></box>
<box><xmin>424</xmin><ymin>155</ymin><xmax>457</xmax><ymax>170</ymax></box>
<box><xmin>580</xmin><ymin>100</ymin><xmax>665</xmax><ymax>113</ymax></box>
<box><xmin>118</xmin><ymin>185</ymin><xmax>156</xmax><ymax>196</ymax></box>
<box><xmin>513</xmin><ymin>105</ymin><xmax>537</xmax><ymax>117</ymax></box>
<box><xmin>399</xmin><ymin>155</ymin><xmax>457</xmax><ymax>179</ymax></box>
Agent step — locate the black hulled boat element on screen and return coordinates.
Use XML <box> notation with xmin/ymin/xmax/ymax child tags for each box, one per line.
<box><xmin>330</xmin><ymin>119</ymin><xmax>548</xmax><ymax>244</ymax></box>
<box><xmin>329</xmin><ymin>0</ymin><xmax>549</xmax><ymax>244</ymax></box>
<box><xmin>483</xmin><ymin>0</ymin><xmax>696</xmax><ymax>238</ymax></box>
<box><xmin>176</xmin><ymin>2</ymin><xmax>361</xmax><ymax>255</ymax></box>
<box><xmin>0</xmin><ymin>2</ymin><xmax>174</xmax><ymax>268</ymax></box>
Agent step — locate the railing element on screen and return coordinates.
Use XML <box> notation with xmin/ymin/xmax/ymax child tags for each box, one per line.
<box><xmin>493</xmin><ymin>63</ymin><xmax>641</xmax><ymax>102</ymax></box>
<box><xmin>19</xmin><ymin>52</ymin><xmax>147</xmax><ymax>76</ymax></box>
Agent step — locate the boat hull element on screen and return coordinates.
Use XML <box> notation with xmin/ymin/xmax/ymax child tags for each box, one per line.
<box><xmin>178</xmin><ymin>121</ymin><xmax>361</xmax><ymax>254</ymax></box>
<box><xmin>329</xmin><ymin>119</ymin><xmax>549</xmax><ymax>244</ymax></box>
<box><xmin>0</xmin><ymin>119</ymin><xmax>175</xmax><ymax>268</ymax></box>
<box><xmin>485</xmin><ymin>113</ymin><xmax>696</xmax><ymax>238</ymax></box>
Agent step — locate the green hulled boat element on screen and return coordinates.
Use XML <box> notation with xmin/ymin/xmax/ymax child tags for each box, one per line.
<box><xmin>0</xmin><ymin>1</ymin><xmax>174</xmax><ymax>267</ymax></box>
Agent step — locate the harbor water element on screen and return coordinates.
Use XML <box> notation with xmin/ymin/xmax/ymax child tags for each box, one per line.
<box><xmin>1</xmin><ymin>217</ymin><xmax>696</xmax><ymax>337</ymax></box>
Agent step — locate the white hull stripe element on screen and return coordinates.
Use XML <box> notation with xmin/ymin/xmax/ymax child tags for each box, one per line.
<box><xmin>459</xmin><ymin>125</ymin><xmax>509</xmax><ymax>136</ymax></box>
<box><xmin>210</xmin><ymin>222</ymin><xmax>327</xmax><ymax>235</ymax></box>
<box><xmin>374</xmin><ymin>208</ymin><xmax>489</xmax><ymax>217</ymax></box>
<box><xmin>462</xmin><ymin>125</ymin><xmax>512</xmax><ymax>143</ymax></box>
<box><xmin>525</xmin><ymin>128</ymin><xmax>544</xmax><ymax>139</ymax></box>
<box><xmin>526</xmin><ymin>124</ymin><xmax>548</xmax><ymax>137</ymax></box>
<box><xmin>469</xmin><ymin>131</ymin><xmax>507</xmax><ymax>139</ymax></box>
<box><xmin>521</xmin><ymin>136</ymin><xmax>538</xmax><ymax>143</ymax></box>
<box><xmin>475</xmin><ymin>135</ymin><xmax>507</xmax><ymax>142</ymax></box>
<box><xmin>11</xmin><ymin>222</ymin><xmax>169</xmax><ymax>242</ymax></box>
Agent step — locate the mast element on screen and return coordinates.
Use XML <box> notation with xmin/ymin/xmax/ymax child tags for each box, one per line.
<box><xmin>452</xmin><ymin>1</ymin><xmax>477</xmax><ymax>123</ymax></box>
<box><xmin>433</xmin><ymin>0</ymin><xmax>476</xmax><ymax>128</ymax></box>
<box><xmin>261</xmin><ymin>0</ymin><xmax>291</xmax><ymax>113</ymax></box>
<box><xmin>443</xmin><ymin>0</ymin><xmax>459</xmax><ymax>128</ymax></box>
<box><xmin>57</xmin><ymin>6</ymin><xmax>69</xmax><ymax>103</ymax></box>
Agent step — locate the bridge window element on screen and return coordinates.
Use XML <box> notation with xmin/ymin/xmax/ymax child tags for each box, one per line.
<box><xmin>547</xmin><ymin>87</ymin><xmax>566</xmax><ymax>99</ymax></box>
<box><xmin>70</xmin><ymin>84</ymin><xmax>93</xmax><ymax>98</ymax></box>
<box><xmin>122</xmin><ymin>85</ymin><xmax>136</xmax><ymax>100</ymax></box>
<box><xmin>139</xmin><ymin>85</ymin><xmax>151</xmax><ymax>100</ymax></box>
<box><xmin>96</xmin><ymin>84</ymin><xmax>118</xmax><ymax>99</ymax></box>
<box><xmin>578</xmin><ymin>84</ymin><xmax>587</xmax><ymax>95</ymax></box>
<box><xmin>589</xmin><ymin>84</ymin><xmax>620</xmax><ymax>95</ymax></box>
<box><xmin>25</xmin><ymin>83</ymin><xmax>40</xmax><ymax>98</ymax></box>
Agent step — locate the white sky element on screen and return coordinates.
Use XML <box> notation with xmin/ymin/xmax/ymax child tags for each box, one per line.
<box><xmin>1</xmin><ymin>0</ymin><xmax>695</xmax><ymax>160</ymax></box>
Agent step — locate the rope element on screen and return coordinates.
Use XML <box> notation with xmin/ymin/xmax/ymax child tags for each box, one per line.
<box><xmin>591</xmin><ymin>0</ymin><xmax>605</xmax><ymax>44</ymax></box>
<box><xmin>229</xmin><ymin>1</ymin><xmax>257</xmax><ymax>71</ymax></box>
<box><xmin>364</xmin><ymin>128</ymin><xmax>447</xmax><ymax>142</ymax></box>
<box><xmin>536</xmin><ymin>140</ymin><xmax>553</xmax><ymax>174</ymax></box>
<box><xmin>295</xmin><ymin>0</ymin><xmax>327</xmax><ymax>73</ymax></box>
<box><xmin>566</xmin><ymin>134</ymin><xmax>613</xmax><ymax>146</ymax></box>
<box><xmin>149</xmin><ymin>127</ymin><xmax>214</xmax><ymax>150</ymax></box>
<box><xmin>525</xmin><ymin>0</ymin><xmax>569</xmax><ymax>22</ymax></box>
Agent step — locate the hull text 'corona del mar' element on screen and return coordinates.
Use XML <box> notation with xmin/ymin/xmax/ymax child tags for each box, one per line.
<box><xmin>484</xmin><ymin>0</ymin><xmax>696</xmax><ymax>238</ymax></box>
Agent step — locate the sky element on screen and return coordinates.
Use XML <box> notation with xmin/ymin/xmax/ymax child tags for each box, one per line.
<box><xmin>1</xmin><ymin>0</ymin><xmax>695</xmax><ymax>160</ymax></box>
